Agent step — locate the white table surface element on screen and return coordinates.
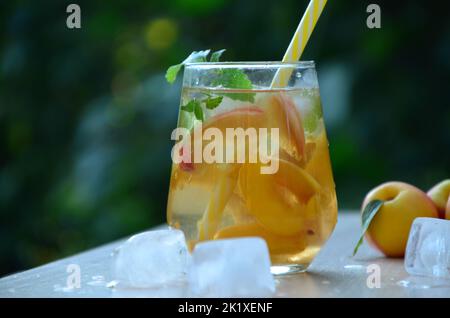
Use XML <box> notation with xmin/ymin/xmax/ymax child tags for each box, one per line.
<box><xmin>1</xmin><ymin>212</ymin><xmax>450</xmax><ymax>298</ymax></box>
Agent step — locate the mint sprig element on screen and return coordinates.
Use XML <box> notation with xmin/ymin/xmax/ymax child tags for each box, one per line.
<box><xmin>166</xmin><ymin>49</ymin><xmax>255</xmax><ymax>120</ymax></box>
<box><xmin>212</xmin><ymin>69</ymin><xmax>254</xmax><ymax>102</ymax></box>
<box><xmin>204</xmin><ymin>96</ymin><xmax>223</xmax><ymax>109</ymax></box>
<box><xmin>165</xmin><ymin>50</ymin><xmax>211</xmax><ymax>84</ymax></box>
<box><xmin>193</xmin><ymin>102</ymin><xmax>204</xmax><ymax>121</ymax></box>
<box><xmin>210</xmin><ymin>49</ymin><xmax>226</xmax><ymax>62</ymax></box>
<box><xmin>180</xmin><ymin>99</ymin><xmax>198</xmax><ymax>113</ymax></box>
<box><xmin>180</xmin><ymin>95</ymin><xmax>223</xmax><ymax>121</ymax></box>
<box><xmin>353</xmin><ymin>200</ymin><xmax>384</xmax><ymax>256</ymax></box>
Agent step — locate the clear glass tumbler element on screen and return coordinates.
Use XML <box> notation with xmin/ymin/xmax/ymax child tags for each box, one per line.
<box><xmin>167</xmin><ymin>62</ymin><xmax>338</xmax><ymax>274</ymax></box>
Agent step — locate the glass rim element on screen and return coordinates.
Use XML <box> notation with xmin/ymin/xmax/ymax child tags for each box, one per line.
<box><xmin>185</xmin><ymin>61</ymin><xmax>315</xmax><ymax>69</ymax></box>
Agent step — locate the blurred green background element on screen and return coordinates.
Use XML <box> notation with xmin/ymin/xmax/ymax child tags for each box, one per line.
<box><xmin>1</xmin><ymin>0</ymin><xmax>449</xmax><ymax>276</ymax></box>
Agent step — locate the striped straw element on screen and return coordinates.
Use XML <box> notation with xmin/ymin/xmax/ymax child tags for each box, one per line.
<box><xmin>271</xmin><ymin>0</ymin><xmax>328</xmax><ymax>87</ymax></box>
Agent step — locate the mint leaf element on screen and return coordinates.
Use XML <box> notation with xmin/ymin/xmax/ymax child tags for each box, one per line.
<box><xmin>181</xmin><ymin>99</ymin><xmax>199</xmax><ymax>112</ymax></box>
<box><xmin>213</xmin><ymin>69</ymin><xmax>255</xmax><ymax>102</ymax></box>
<box><xmin>210</xmin><ymin>49</ymin><xmax>226</xmax><ymax>62</ymax></box>
<box><xmin>353</xmin><ymin>200</ymin><xmax>384</xmax><ymax>256</ymax></box>
<box><xmin>204</xmin><ymin>96</ymin><xmax>223</xmax><ymax>109</ymax></box>
<box><xmin>193</xmin><ymin>103</ymin><xmax>204</xmax><ymax>121</ymax></box>
<box><xmin>166</xmin><ymin>64</ymin><xmax>183</xmax><ymax>84</ymax></box>
<box><xmin>181</xmin><ymin>99</ymin><xmax>203</xmax><ymax>122</ymax></box>
<box><xmin>165</xmin><ymin>50</ymin><xmax>211</xmax><ymax>84</ymax></box>
<box><xmin>166</xmin><ymin>48</ymin><xmax>255</xmax><ymax>114</ymax></box>
<box><xmin>219</xmin><ymin>69</ymin><xmax>253</xmax><ymax>89</ymax></box>
<box><xmin>185</xmin><ymin>49</ymin><xmax>211</xmax><ymax>63</ymax></box>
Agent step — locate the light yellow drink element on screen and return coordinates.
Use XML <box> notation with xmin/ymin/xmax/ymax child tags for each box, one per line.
<box><xmin>167</xmin><ymin>84</ymin><xmax>337</xmax><ymax>272</ymax></box>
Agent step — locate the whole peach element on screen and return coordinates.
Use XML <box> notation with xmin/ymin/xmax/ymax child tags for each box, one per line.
<box><xmin>427</xmin><ymin>179</ymin><xmax>450</xmax><ymax>219</ymax></box>
<box><xmin>362</xmin><ymin>182</ymin><xmax>438</xmax><ymax>257</ymax></box>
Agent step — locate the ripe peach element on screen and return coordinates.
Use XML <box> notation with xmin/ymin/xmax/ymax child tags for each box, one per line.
<box><xmin>427</xmin><ymin>179</ymin><xmax>450</xmax><ymax>219</ymax></box>
<box><xmin>362</xmin><ymin>182</ymin><xmax>439</xmax><ymax>257</ymax></box>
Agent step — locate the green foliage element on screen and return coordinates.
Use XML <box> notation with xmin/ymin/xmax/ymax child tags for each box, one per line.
<box><xmin>213</xmin><ymin>68</ymin><xmax>255</xmax><ymax>102</ymax></box>
<box><xmin>204</xmin><ymin>96</ymin><xmax>223</xmax><ymax>109</ymax></box>
<box><xmin>165</xmin><ymin>49</ymin><xmax>211</xmax><ymax>83</ymax></box>
<box><xmin>353</xmin><ymin>200</ymin><xmax>384</xmax><ymax>256</ymax></box>
<box><xmin>210</xmin><ymin>49</ymin><xmax>225</xmax><ymax>62</ymax></box>
<box><xmin>171</xmin><ymin>48</ymin><xmax>252</xmax><ymax>118</ymax></box>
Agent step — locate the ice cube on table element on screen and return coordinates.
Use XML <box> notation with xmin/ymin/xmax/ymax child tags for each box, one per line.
<box><xmin>188</xmin><ymin>237</ymin><xmax>275</xmax><ymax>297</ymax></box>
<box><xmin>405</xmin><ymin>217</ymin><xmax>450</xmax><ymax>278</ymax></box>
<box><xmin>112</xmin><ymin>229</ymin><xmax>191</xmax><ymax>288</ymax></box>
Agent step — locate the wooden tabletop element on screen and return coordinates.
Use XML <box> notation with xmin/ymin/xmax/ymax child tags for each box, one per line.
<box><xmin>1</xmin><ymin>212</ymin><xmax>449</xmax><ymax>298</ymax></box>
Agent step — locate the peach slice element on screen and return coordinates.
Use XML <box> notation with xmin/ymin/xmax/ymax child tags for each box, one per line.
<box><xmin>239</xmin><ymin>158</ymin><xmax>320</xmax><ymax>236</ymax></box>
<box><xmin>305</xmin><ymin>130</ymin><xmax>335</xmax><ymax>190</ymax></box>
<box><xmin>178</xmin><ymin>95</ymin><xmax>306</xmax><ymax>171</ymax></box>
<box><xmin>196</xmin><ymin>164</ymin><xmax>240</xmax><ymax>241</ymax></box>
<box><xmin>264</xmin><ymin>93</ymin><xmax>306</xmax><ymax>163</ymax></box>
<box><xmin>214</xmin><ymin>222</ymin><xmax>307</xmax><ymax>255</ymax></box>
<box><xmin>203</xmin><ymin>106</ymin><xmax>266</xmax><ymax>131</ymax></box>
<box><xmin>174</xmin><ymin>107</ymin><xmax>269</xmax><ymax>241</ymax></box>
<box><xmin>171</xmin><ymin>106</ymin><xmax>267</xmax><ymax>189</ymax></box>
<box><xmin>177</xmin><ymin>106</ymin><xmax>267</xmax><ymax>172</ymax></box>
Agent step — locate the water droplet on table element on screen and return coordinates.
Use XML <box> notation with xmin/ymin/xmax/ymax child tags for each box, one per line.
<box><xmin>344</xmin><ymin>264</ymin><xmax>366</xmax><ymax>270</ymax></box>
<box><xmin>396</xmin><ymin>276</ymin><xmax>450</xmax><ymax>289</ymax></box>
<box><xmin>87</xmin><ymin>275</ymin><xmax>106</xmax><ymax>287</ymax></box>
<box><xmin>53</xmin><ymin>284</ymin><xmax>75</xmax><ymax>293</ymax></box>
<box><xmin>106</xmin><ymin>280</ymin><xmax>119</xmax><ymax>289</ymax></box>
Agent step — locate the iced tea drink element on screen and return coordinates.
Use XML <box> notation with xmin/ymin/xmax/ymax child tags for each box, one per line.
<box><xmin>167</xmin><ymin>62</ymin><xmax>337</xmax><ymax>273</ymax></box>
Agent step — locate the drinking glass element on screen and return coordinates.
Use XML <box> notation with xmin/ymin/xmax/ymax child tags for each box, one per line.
<box><xmin>167</xmin><ymin>62</ymin><xmax>337</xmax><ymax>274</ymax></box>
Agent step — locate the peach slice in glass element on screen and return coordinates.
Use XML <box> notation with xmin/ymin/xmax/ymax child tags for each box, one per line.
<box><xmin>304</xmin><ymin>130</ymin><xmax>335</xmax><ymax>191</ymax></box>
<box><xmin>264</xmin><ymin>93</ymin><xmax>306</xmax><ymax>163</ymax></box>
<box><xmin>239</xmin><ymin>158</ymin><xmax>320</xmax><ymax>236</ymax></box>
<box><xmin>176</xmin><ymin>106</ymin><xmax>267</xmax><ymax>172</ymax></box>
<box><xmin>171</xmin><ymin>106</ymin><xmax>267</xmax><ymax>189</ymax></box>
<box><xmin>189</xmin><ymin>107</ymin><xmax>268</xmax><ymax>240</ymax></box>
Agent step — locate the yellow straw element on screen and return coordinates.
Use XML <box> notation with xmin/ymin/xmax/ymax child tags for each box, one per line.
<box><xmin>271</xmin><ymin>0</ymin><xmax>328</xmax><ymax>87</ymax></box>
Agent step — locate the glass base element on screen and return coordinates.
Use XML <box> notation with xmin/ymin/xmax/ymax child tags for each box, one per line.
<box><xmin>271</xmin><ymin>264</ymin><xmax>308</xmax><ymax>275</ymax></box>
